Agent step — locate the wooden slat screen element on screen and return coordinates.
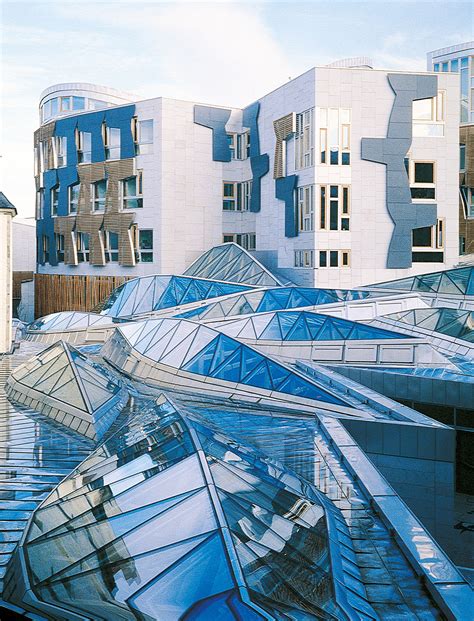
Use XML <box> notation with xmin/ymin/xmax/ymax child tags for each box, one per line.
<box><xmin>34</xmin><ymin>274</ymin><xmax>132</xmax><ymax>318</ymax></box>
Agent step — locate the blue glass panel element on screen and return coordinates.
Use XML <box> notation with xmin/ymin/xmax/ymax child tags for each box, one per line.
<box><xmin>266</xmin><ymin>361</ymin><xmax>291</xmax><ymax>389</ymax></box>
<box><xmin>317</xmin><ymin>319</ymin><xmax>349</xmax><ymax>340</ymax></box>
<box><xmin>209</xmin><ymin>335</ymin><xmax>241</xmax><ymax>374</ymax></box>
<box><xmin>241</xmin><ymin>361</ymin><xmax>273</xmax><ymax>391</ymax></box>
<box><xmin>240</xmin><ymin>347</ymin><xmax>264</xmax><ymax>380</ymax></box>
<box><xmin>259</xmin><ymin>315</ymin><xmax>284</xmax><ymax>340</ymax></box>
<box><xmin>285</xmin><ymin>315</ymin><xmax>312</xmax><ymax>340</ymax></box>
<box><xmin>182</xmin><ymin>337</ymin><xmax>219</xmax><ymax>376</ymax></box>
<box><xmin>212</xmin><ymin>348</ymin><xmax>242</xmax><ymax>383</ymax></box>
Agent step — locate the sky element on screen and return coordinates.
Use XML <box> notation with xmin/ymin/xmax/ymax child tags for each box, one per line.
<box><xmin>1</xmin><ymin>0</ymin><xmax>472</xmax><ymax>217</ymax></box>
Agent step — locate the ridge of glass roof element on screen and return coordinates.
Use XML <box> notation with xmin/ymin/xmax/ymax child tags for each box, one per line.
<box><xmin>183</xmin><ymin>242</ymin><xmax>284</xmax><ymax>288</ymax></box>
<box><xmin>100</xmin><ymin>275</ymin><xmax>255</xmax><ymax>318</ymax></box>
<box><xmin>208</xmin><ymin>310</ymin><xmax>412</xmax><ymax>342</ymax></box>
<box><xmin>383</xmin><ymin>308</ymin><xmax>474</xmax><ymax>343</ymax></box>
<box><xmin>366</xmin><ymin>266</ymin><xmax>474</xmax><ymax>296</ymax></box>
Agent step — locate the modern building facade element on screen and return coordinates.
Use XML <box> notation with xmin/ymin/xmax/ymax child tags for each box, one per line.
<box><xmin>0</xmin><ymin>193</ymin><xmax>17</xmax><ymax>353</ymax></box>
<box><xmin>427</xmin><ymin>42</ymin><xmax>474</xmax><ymax>256</ymax></box>
<box><xmin>34</xmin><ymin>64</ymin><xmax>459</xmax><ymax>316</ymax></box>
<box><xmin>12</xmin><ymin>218</ymin><xmax>36</xmax><ymax>322</ymax></box>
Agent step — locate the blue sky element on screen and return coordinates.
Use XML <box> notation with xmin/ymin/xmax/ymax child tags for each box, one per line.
<box><xmin>1</xmin><ymin>0</ymin><xmax>472</xmax><ymax>216</ymax></box>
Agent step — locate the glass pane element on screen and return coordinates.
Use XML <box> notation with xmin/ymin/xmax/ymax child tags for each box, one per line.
<box><xmin>414</xmin><ymin>162</ymin><xmax>434</xmax><ymax>183</ymax></box>
<box><xmin>413</xmin><ymin>226</ymin><xmax>432</xmax><ymax>247</ymax></box>
<box><xmin>72</xmin><ymin>96</ymin><xmax>85</xmax><ymax>110</ymax></box>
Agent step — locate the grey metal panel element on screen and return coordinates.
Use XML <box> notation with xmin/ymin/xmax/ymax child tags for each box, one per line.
<box><xmin>361</xmin><ymin>73</ymin><xmax>438</xmax><ymax>268</ymax></box>
<box><xmin>194</xmin><ymin>105</ymin><xmax>232</xmax><ymax>162</ymax></box>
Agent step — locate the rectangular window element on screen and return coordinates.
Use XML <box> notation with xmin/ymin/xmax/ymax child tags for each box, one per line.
<box><xmin>72</xmin><ymin>96</ymin><xmax>85</xmax><ymax>111</ymax></box>
<box><xmin>460</xmin><ymin>144</ymin><xmax>466</xmax><ymax>171</ymax></box>
<box><xmin>223</xmin><ymin>233</ymin><xmax>256</xmax><ymax>250</ymax></box>
<box><xmin>222</xmin><ymin>181</ymin><xmax>251</xmax><ymax>211</ymax></box>
<box><xmin>319</xmin><ymin>108</ymin><xmax>351</xmax><ymax>166</ymax></box>
<box><xmin>52</xmin><ymin>136</ymin><xmax>67</xmax><ymax>167</ymax></box>
<box><xmin>68</xmin><ymin>183</ymin><xmax>80</xmax><ymax>214</ymax></box>
<box><xmin>51</xmin><ymin>186</ymin><xmax>59</xmax><ymax>217</ymax></box>
<box><xmin>294</xmin><ymin>249</ymin><xmax>314</xmax><ymax>268</ymax></box>
<box><xmin>122</xmin><ymin>172</ymin><xmax>143</xmax><ymax>209</ymax></box>
<box><xmin>138</xmin><ymin>229</ymin><xmax>153</xmax><ymax>262</ymax></box>
<box><xmin>298</xmin><ymin>185</ymin><xmax>314</xmax><ymax>232</ymax></box>
<box><xmin>55</xmin><ymin>234</ymin><xmax>65</xmax><ymax>262</ymax></box>
<box><xmin>318</xmin><ymin>250</ymin><xmax>350</xmax><ymax>268</ymax></box>
<box><xmin>226</xmin><ymin>132</ymin><xmax>250</xmax><ymax>160</ymax></box>
<box><xmin>295</xmin><ymin>108</ymin><xmax>314</xmax><ymax>169</ymax></box>
<box><xmin>36</xmin><ymin>190</ymin><xmax>44</xmax><ymax>220</ymax></box>
<box><xmin>451</xmin><ymin>59</ymin><xmax>459</xmax><ymax>72</ymax></box>
<box><xmin>76</xmin><ymin>232</ymin><xmax>90</xmax><ymax>263</ymax></box>
<box><xmin>42</xmin><ymin>235</ymin><xmax>49</xmax><ymax>264</ymax></box>
<box><xmin>412</xmin><ymin>92</ymin><xmax>445</xmax><ymax>137</ymax></box>
<box><xmin>136</xmin><ymin>119</ymin><xmax>153</xmax><ymax>154</ymax></box>
<box><xmin>409</xmin><ymin>161</ymin><xmax>436</xmax><ymax>200</ymax></box>
<box><xmin>460</xmin><ymin>236</ymin><xmax>466</xmax><ymax>255</ymax></box>
<box><xmin>468</xmin><ymin>188</ymin><xmax>474</xmax><ymax>218</ymax></box>
<box><xmin>104</xmin><ymin>126</ymin><xmax>121</xmax><ymax>160</ymax></box>
<box><xmin>91</xmin><ymin>180</ymin><xmax>107</xmax><ymax>211</ymax></box>
<box><xmin>319</xmin><ymin>184</ymin><xmax>350</xmax><ymax>231</ymax></box>
<box><xmin>412</xmin><ymin>218</ymin><xmax>445</xmax><ymax>251</ymax></box>
<box><xmin>77</xmin><ymin>131</ymin><xmax>92</xmax><ymax>163</ymax></box>
<box><xmin>104</xmin><ymin>231</ymin><xmax>119</xmax><ymax>262</ymax></box>
<box><xmin>320</xmin><ymin>186</ymin><xmax>326</xmax><ymax>229</ymax></box>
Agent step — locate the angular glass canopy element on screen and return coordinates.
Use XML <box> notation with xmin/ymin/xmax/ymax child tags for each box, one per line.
<box><xmin>6</xmin><ymin>342</ymin><xmax>125</xmax><ymax>439</ymax></box>
<box><xmin>6</xmin><ymin>395</ymin><xmax>360</xmax><ymax>621</ymax></box>
<box><xmin>100</xmin><ymin>275</ymin><xmax>254</xmax><ymax>318</ymax></box>
<box><xmin>28</xmin><ymin>311</ymin><xmax>120</xmax><ymax>333</ymax></box>
<box><xmin>385</xmin><ymin>308</ymin><xmax>474</xmax><ymax>343</ymax></box>
<box><xmin>210</xmin><ymin>310</ymin><xmax>412</xmax><ymax>342</ymax></box>
<box><xmin>368</xmin><ymin>266</ymin><xmax>474</xmax><ymax>296</ymax></box>
<box><xmin>178</xmin><ymin>287</ymin><xmax>372</xmax><ymax>321</ymax></box>
<box><xmin>184</xmin><ymin>242</ymin><xmax>284</xmax><ymax>287</ymax></box>
<box><xmin>105</xmin><ymin>318</ymin><xmax>349</xmax><ymax>407</ymax></box>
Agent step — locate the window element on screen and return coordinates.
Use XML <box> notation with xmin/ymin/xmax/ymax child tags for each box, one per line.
<box><xmin>88</xmin><ymin>99</ymin><xmax>108</xmax><ymax>111</ymax></box>
<box><xmin>297</xmin><ymin>185</ymin><xmax>314</xmax><ymax>232</ymax></box>
<box><xmin>451</xmin><ymin>59</ymin><xmax>459</xmax><ymax>72</ymax></box>
<box><xmin>55</xmin><ymin>234</ymin><xmax>65</xmax><ymax>262</ymax></box>
<box><xmin>460</xmin><ymin>236</ymin><xmax>466</xmax><ymax>255</ymax></box>
<box><xmin>104</xmin><ymin>231</ymin><xmax>119</xmax><ymax>262</ymax></box>
<box><xmin>409</xmin><ymin>161</ymin><xmax>436</xmax><ymax>200</ymax></box>
<box><xmin>295</xmin><ymin>108</ymin><xmax>314</xmax><ymax>169</ymax></box>
<box><xmin>76</xmin><ymin>232</ymin><xmax>90</xmax><ymax>263</ymax></box>
<box><xmin>52</xmin><ymin>136</ymin><xmax>67</xmax><ymax>167</ymax></box>
<box><xmin>104</xmin><ymin>126</ymin><xmax>121</xmax><ymax>160</ymax></box>
<box><xmin>36</xmin><ymin>190</ymin><xmax>44</xmax><ymax>220</ymax></box>
<box><xmin>41</xmin><ymin>235</ymin><xmax>49</xmax><ymax>264</ymax></box>
<box><xmin>319</xmin><ymin>184</ymin><xmax>350</xmax><ymax>230</ymax></box>
<box><xmin>318</xmin><ymin>108</ymin><xmax>351</xmax><ymax>166</ymax></box>
<box><xmin>222</xmin><ymin>181</ymin><xmax>252</xmax><ymax>211</ymax></box>
<box><xmin>412</xmin><ymin>92</ymin><xmax>445</xmax><ymax>137</ymax></box>
<box><xmin>51</xmin><ymin>186</ymin><xmax>59</xmax><ymax>217</ymax></box>
<box><xmin>122</xmin><ymin>172</ymin><xmax>143</xmax><ymax>209</ymax></box>
<box><xmin>77</xmin><ymin>131</ymin><xmax>92</xmax><ymax>164</ymax></box>
<box><xmin>134</xmin><ymin>119</ymin><xmax>154</xmax><ymax>155</ymax></box>
<box><xmin>223</xmin><ymin>233</ymin><xmax>256</xmax><ymax>250</ymax></box>
<box><xmin>138</xmin><ymin>230</ymin><xmax>153</xmax><ymax>262</ymax></box>
<box><xmin>461</xmin><ymin>56</ymin><xmax>469</xmax><ymax>122</ymax></box>
<box><xmin>318</xmin><ymin>250</ymin><xmax>350</xmax><ymax>268</ymax></box>
<box><xmin>226</xmin><ymin>132</ymin><xmax>250</xmax><ymax>160</ymax></box>
<box><xmin>412</xmin><ymin>219</ymin><xmax>445</xmax><ymax>252</ymax></box>
<box><xmin>294</xmin><ymin>249</ymin><xmax>314</xmax><ymax>268</ymax></box>
<box><xmin>68</xmin><ymin>183</ymin><xmax>80</xmax><ymax>214</ymax></box>
<box><xmin>460</xmin><ymin>144</ymin><xmax>466</xmax><ymax>171</ymax></box>
<box><xmin>91</xmin><ymin>180</ymin><xmax>107</xmax><ymax>211</ymax></box>
<box><xmin>72</xmin><ymin>96</ymin><xmax>85</xmax><ymax>111</ymax></box>
<box><xmin>462</xmin><ymin>187</ymin><xmax>474</xmax><ymax>218</ymax></box>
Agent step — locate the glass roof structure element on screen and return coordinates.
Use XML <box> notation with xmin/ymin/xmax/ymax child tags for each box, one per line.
<box><xmin>104</xmin><ymin>318</ymin><xmax>350</xmax><ymax>408</ymax></box>
<box><xmin>29</xmin><ymin>311</ymin><xmax>121</xmax><ymax>333</ymax></box>
<box><xmin>3</xmin><ymin>244</ymin><xmax>474</xmax><ymax>620</ymax></box>
<box><xmin>178</xmin><ymin>287</ymin><xmax>372</xmax><ymax>321</ymax></box>
<box><xmin>208</xmin><ymin>310</ymin><xmax>411</xmax><ymax>342</ymax></box>
<box><xmin>382</xmin><ymin>308</ymin><xmax>474</xmax><ymax>343</ymax></box>
<box><xmin>368</xmin><ymin>266</ymin><xmax>474</xmax><ymax>295</ymax></box>
<box><xmin>5</xmin><ymin>395</ymin><xmax>368</xmax><ymax>621</ymax></box>
<box><xmin>184</xmin><ymin>242</ymin><xmax>284</xmax><ymax>287</ymax></box>
<box><xmin>7</xmin><ymin>342</ymin><xmax>126</xmax><ymax>440</ymax></box>
<box><xmin>100</xmin><ymin>275</ymin><xmax>253</xmax><ymax>318</ymax></box>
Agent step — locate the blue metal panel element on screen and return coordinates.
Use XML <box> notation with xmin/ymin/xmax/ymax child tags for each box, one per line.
<box><xmin>54</xmin><ymin>118</ymin><xmax>78</xmax><ymax>167</ymax></box>
<box><xmin>361</xmin><ymin>74</ymin><xmax>438</xmax><ymax>269</ymax></box>
<box><xmin>194</xmin><ymin>105</ymin><xmax>232</xmax><ymax>162</ymax></box>
<box><xmin>56</xmin><ymin>167</ymin><xmax>79</xmax><ymax>217</ymax></box>
<box><xmin>242</xmin><ymin>101</ymin><xmax>260</xmax><ymax>156</ymax></box>
<box><xmin>40</xmin><ymin>170</ymin><xmax>59</xmax><ymax>266</ymax></box>
<box><xmin>249</xmin><ymin>154</ymin><xmax>269</xmax><ymax>213</ymax></box>
<box><xmin>275</xmin><ymin>175</ymin><xmax>298</xmax><ymax>237</ymax></box>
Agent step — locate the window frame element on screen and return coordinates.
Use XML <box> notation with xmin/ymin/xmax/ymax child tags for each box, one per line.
<box><xmin>121</xmin><ymin>172</ymin><xmax>143</xmax><ymax>209</ymax></box>
<box><xmin>68</xmin><ymin>183</ymin><xmax>80</xmax><ymax>215</ymax></box>
<box><xmin>50</xmin><ymin>186</ymin><xmax>59</xmax><ymax>217</ymax></box>
<box><xmin>91</xmin><ymin>179</ymin><xmax>107</xmax><ymax>212</ymax></box>
<box><xmin>409</xmin><ymin>160</ymin><xmax>436</xmax><ymax>201</ymax></box>
<box><xmin>76</xmin><ymin>130</ymin><xmax>92</xmax><ymax>164</ymax></box>
<box><xmin>294</xmin><ymin>249</ymin><xmax>314</xmax><ymax>268</ymax></box>
<box><xmin>297</xmin><ymin>185</ymin><xmax>314</xmax><ymax>232</ymax></box>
